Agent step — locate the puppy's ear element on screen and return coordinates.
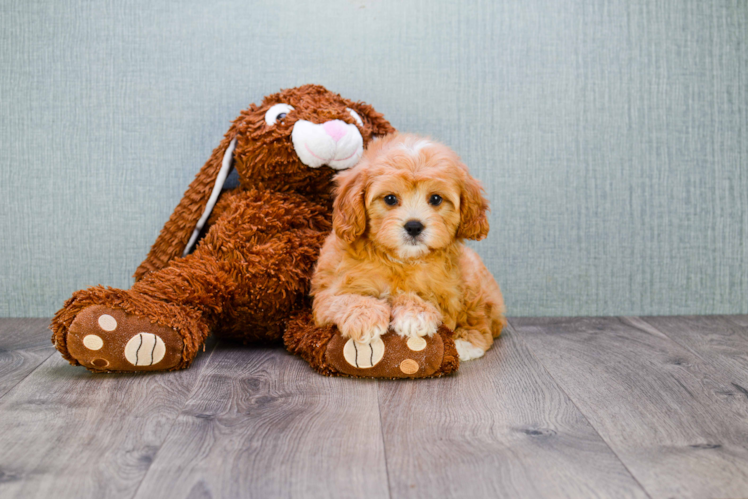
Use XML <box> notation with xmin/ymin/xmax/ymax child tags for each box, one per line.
<box><xmin>457</xmin><ymin>170</ymin><xmax>490</xmax><ymax>241</ymax></box>
<box><xmin>346</xmin><ymin>100</ymin><xmax>396</xmax><ymax>138</ymax></box>
<box><xmin>333</xmin><ymin>166</ymin><xmax>368</xmax><ymax>243</ymax></box>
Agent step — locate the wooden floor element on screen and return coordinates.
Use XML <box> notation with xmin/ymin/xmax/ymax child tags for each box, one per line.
<box><xmin>1</xmin><ymin>316</ymin><xmax>748</xmax><ymax>498</ymax></box>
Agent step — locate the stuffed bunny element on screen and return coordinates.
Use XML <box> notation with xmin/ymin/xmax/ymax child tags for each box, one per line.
<box><xmin>51</xmin><ymin>84</ymin><xmax>394</xmax><ymax>372</ymax></box>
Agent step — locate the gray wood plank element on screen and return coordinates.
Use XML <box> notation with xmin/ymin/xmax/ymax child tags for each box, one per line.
<box><xmin>0</xmin><ymin>319</ymin><xmax>55</xmax><ymax>401</ymax></box>
<box><xmin>726</xmin><ymin>315</ymin><xmax>748</xmax><ymax>328</ymax></box>
<box><xmin>378</xmin><ymin>325</ymin><xmax>647</xmax><ymax>498</ymax></box>
<box><xmin>639</xmin><ymin>315</ymin><xmax>748</xmax><ymax>390</ymax></box>
<box><xmin>0</xmin><ymin>346</ymin><xmax>55</xmax><ymax>401</ymax></box>
<box><xmin>135</xmin><ymin>344</ymin><xmax>389</xmax><ymax>499</ymax></box>
<box><xmin>512</xmin><ymin>316</ymin><xmax>748</xmax><ymax>498</ymax></box>
<box><xmin>0</xmin><ymin>318</ymin><xmax>53</xmax><ymax>351</ymax></box>
<box><xmin>0</xmin><ymin>339</ymin><xmax>217</xmax><ymax>498</ymax></box>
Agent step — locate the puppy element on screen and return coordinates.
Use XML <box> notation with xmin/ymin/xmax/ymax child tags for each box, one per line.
<box><xmin>311</xmin><ymin>133</ymin><xmax>506</xmax><ymax>361</ymax></box>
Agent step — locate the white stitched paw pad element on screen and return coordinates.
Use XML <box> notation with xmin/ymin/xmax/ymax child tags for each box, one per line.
<box><xmin>125</xmin><ymin>333</ymin><xmax>166</xmax><ymax>366</ymax></box>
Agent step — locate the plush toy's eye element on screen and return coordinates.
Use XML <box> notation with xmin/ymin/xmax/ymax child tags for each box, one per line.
<box><xmin>384</xmin><ymin>194</ymin><xmax>398</xmax><ymax>206</ymax></box>
<box><xmin>265</xmin><ymin>103</ymin><xmax>294</xmax><ymax>126</ymax></box>
<box><xmin>429</xmin><ymin>194</ymin><xmax>443</xmax><ymax>206</ymax></box>
<box><xmin>347</xmin><ymin>108</ymin><xmax>364</xmax><ymax>127</ymax></box>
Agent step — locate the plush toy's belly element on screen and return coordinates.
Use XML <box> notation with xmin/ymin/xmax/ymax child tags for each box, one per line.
<box><xmin>201</xmin><ymin>188</ymin><xmax>332</xmax><ymax>344</ymax></box>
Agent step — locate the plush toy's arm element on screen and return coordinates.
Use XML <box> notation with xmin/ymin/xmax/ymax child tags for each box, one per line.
<box><xmin>134</xmin><ymin>133</ymin><xmax>236</xmax><ymax>281</ymax></box>
<box><xmin>205</xmin><ymin>188</ymin><xmax>241</xmax><ymax>227</ymax></box>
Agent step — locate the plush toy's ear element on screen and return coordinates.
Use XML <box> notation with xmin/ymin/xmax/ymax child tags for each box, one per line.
<box><xmin>333</xmin><ymin>166</ymin><xmax>368</xmax><ymax>244</ymax></box>
<box><xmin>133</xmin><ymin>132</ymin><xmax>237</xmax><ymax>281</ymax></box>
<box><xmin>347</xmin><ymin>101</ymin><xmax>396</xmax><ymax>138</ymax></box>
<box><xmin>456</xmin><ymin>169</ymin><xmax>490</xmax><ymax>241</ymax></box>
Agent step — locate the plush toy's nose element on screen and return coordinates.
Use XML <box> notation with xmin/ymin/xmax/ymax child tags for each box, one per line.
<box><xmin>323</xmin><ymin>120</ymin><xmax>348</xmax><ymax>142</ymax></box>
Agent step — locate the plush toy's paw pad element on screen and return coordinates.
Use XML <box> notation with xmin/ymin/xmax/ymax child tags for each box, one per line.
<box><xmin>343</xmin><ymin>337</ymin><xmax>385</xmax><ymax>368</ymax></box>
<box><xmin>66</xmin><ymin>305</ymin><xmax>183</xmax><ymax>372</ymax></box>
<box><xmin>124</xmin><ymin>332</ymin><xmax>167</xmax><ymax>366</ymax></box>
<box><xmin>455</xmin><ymin>339</ymin><xmax>485</xmax><ymax>361</ymax></box>
<box><xmin>327</xmin><ymin>329</ymin><xmax>447</xmax><ymax>378</ymax></box>
<box><xmin>406</xmin><ymin>335</ymin><xmax>427</xmax><ymax>351</ymax></box>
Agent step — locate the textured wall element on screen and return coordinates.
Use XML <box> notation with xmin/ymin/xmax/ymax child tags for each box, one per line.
<box><xmin>1</xmin><ymin>0</ymin><xmax>746</xmax><ymax>317</ymax></box>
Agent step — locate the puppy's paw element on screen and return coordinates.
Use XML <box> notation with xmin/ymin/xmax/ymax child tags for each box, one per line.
<box><xmin>454</xmin><ymin>339</ymin><xmax>485</xmax><ymax>361</ymax></box>
<box><xmin>390</xmin><ymin>293</ymin><xmax>442</xmax><ymax>338</ymax></box>
<box><xmin>339</xmin><ymin>302</ymin><xmax>390</xmax><ymax>344</ymax></box>
<box><xmin>391</xmin><ymin>307</ymin><xmax>441</xmax><ymax>339</ymax></box>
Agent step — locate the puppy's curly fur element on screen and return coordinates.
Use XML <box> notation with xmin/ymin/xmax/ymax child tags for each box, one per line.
<box><xmin>311</xmin><ymin>134</ymin><xmax>506</xmax><ymax>361</ymax></box>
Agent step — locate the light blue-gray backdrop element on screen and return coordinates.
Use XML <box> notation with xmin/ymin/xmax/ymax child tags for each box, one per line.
<box><xmin>1</xmin><ymin>0</ymin><xmax>746</xmax><ymax>317</ymax></box>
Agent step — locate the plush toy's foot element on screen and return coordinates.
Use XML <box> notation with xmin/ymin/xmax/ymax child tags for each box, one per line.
<box><xmin>285</xmin><ymin>311</ymin><xmax>459</xmax><ymax>379</ymax></box>
<box><xmin>326</xmin><ymin>330</ymin><xmax>455</xmax><ymax>378</ymax></box>
<box><xmin>52</xmin><ymin>286</ymin><xmax>210</xmax><ymax>373</ymax></box>
<box><xmin>65</xmin><ymin>305</ymin><xmax>184</xmax><ymax>372</ymax></box>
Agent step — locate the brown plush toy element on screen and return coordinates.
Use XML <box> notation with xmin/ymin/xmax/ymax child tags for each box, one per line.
<box><xmin>51</xmin><ymin>84</ymin><xmax>400</xmax><ymax>372</ymax></box>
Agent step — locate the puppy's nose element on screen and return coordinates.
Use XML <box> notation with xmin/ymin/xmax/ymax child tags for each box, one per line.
<box><xmin>404</xmin><ymin>220</ymin><xmax>424</xmax><ymax>237</ymax></box>
<box><xmin>323</xmin><ymin>120</ymin><xmax>348</xmax><ymax>142</ymax></box>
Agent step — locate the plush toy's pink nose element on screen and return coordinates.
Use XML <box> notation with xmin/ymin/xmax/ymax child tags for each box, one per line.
<box><xmin>323</xmin><ymin>120</ymin><xmax>348</xmax><ymax>142</ymax></box>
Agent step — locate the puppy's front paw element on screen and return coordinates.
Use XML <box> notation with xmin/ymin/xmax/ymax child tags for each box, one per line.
<box><xmin>339</xmin><ymin>302</ymin><xmax>390</xmax><ymax>344</ymax></box>
<box><xmin>391</xmin><ymin>307</ymin><xmax>441</xmax><ymax>339</ymax></box>
<box><xmin>454</xmin><ymin>339</ymin><xmax>485</xmax><ymax>361</ymax></box>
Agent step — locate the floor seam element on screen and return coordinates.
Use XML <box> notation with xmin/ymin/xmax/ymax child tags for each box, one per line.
<box><xmin>375</xmin><ymin>380</ymin><xmax>394</xmax><ymax>499</ymax></box>
<box><xmin>507</xmin><ymin>317</ymin><xmax>653</xmax><ymax>499</ymax></box>
<box><xmin>130</xmin><ymin>339</ymin><xmax>221</xmax><ymax>499</ymax></box>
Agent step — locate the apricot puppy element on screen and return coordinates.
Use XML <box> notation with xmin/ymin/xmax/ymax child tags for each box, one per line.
<box><xmin>311</xmin><ymin>133</ymin><xmax>506</xmax><ymax>361</ymax></box>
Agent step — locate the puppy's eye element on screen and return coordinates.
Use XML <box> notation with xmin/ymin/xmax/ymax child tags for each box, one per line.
<box><xmin>429</xmin><ymin>194</ymin><xmax>443</xmax><ymax>206</ymax></box>
<box><xmin>383</xmin><ymin>194</ymin><xmax>398</xmax><ymax>206</ymax></box>
<box><xmin>265</xmin><ymin>103</ymin><xmax>294</xmax><ymax>126</ymax></box>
